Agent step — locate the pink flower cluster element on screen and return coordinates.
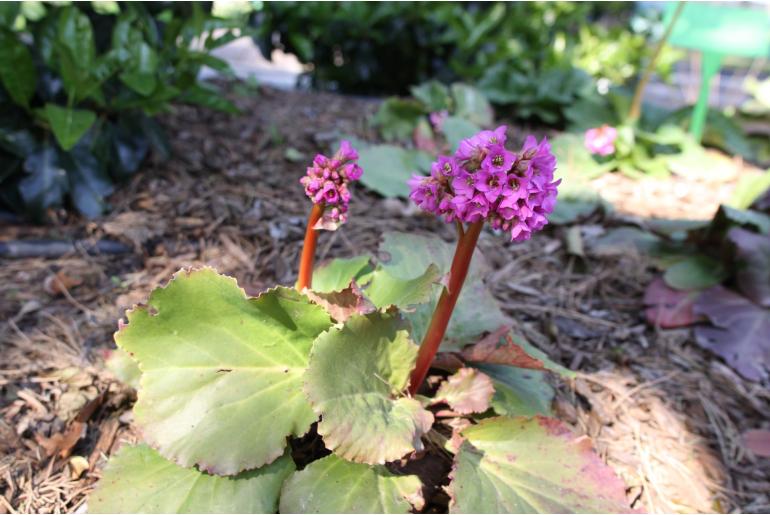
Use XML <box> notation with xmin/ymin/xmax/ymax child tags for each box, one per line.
<box><xmin>408</xmin><ymin>126</ymin><xmax>560</xmax><ymax>242</ymax></box>
<box><xmin>300</xmin><ymin>141</ymin><xmax>362</xmax><ymax>227</ymax></box>
<box><xmin>584</xmin><ymin>125</ymin><xmax>617</xmax><ymax>156</ymax></box>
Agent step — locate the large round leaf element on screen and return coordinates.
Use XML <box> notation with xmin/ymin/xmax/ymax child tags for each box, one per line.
<box><xmin>449</xmin><ymin>416</ymin><xmax>638</xmax><ymax>513</ymax></box>
<box><xmin>476</xmin><ymin>364</ymin><xmax>554</xmax><ymax>417</ymax></box>
<box><xmin>279</xmin><ymin>455</ymin><xmax>423</xmax><ymax>513</ymax></box>
<box><xmin>304</xmin><ymin>312</ymin><xmax>434</xmax><ymax>464</ymax></box>
<box><xmin>89</xmin><ymin>445</ymin><xmax>294</xmax><ymax>513</ymax></box>
<box><xmin>117</xmin><ymin>268</ymin><xmax>332</xmax><ymax>474</ymax></box>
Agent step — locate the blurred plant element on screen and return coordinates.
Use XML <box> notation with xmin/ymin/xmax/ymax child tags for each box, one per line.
<box><xmin>0</xmin><ymin>1</ymin><xmax>251</xmax><ymax>222</ymax></box>
<box><xmin>643</xmin><ymin>199</ymin><xmax>770</xmax><ymax>382</ymax></box>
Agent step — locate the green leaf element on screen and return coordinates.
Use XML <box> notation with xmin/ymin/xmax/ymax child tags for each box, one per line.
<box><xmin>20</xmin><ymin>145</ymin><xmax>68</xmax><ymax>220</ymax></box>
<box><xmin>729</xmin><ymin>172</ymin><xmax>770</xmax><ymax>210</ymax></box>
<box><xmin>182</xmin><ymin>83</ymin><xmax>239</xmax><ymax>114</ymax></box>
<box><xmin>663</xmin><ymin>255</ymin><xmax>727</xmax><ymax>291</ymax></box>
<box><xmin>279</xmin><ymin>455</ymin><xmax>424</xmax><ymax>514</ymax></box>
<box><xmin>57</xmin><ymin>6</ymin><xmax>95</xmax><ymax>70</ymax></box>
<box><xmin>64</xmin><ymin>145</ymin><xmax>113</xmax><ymax>218</ymax></box>
<box><xmin>372</xmin><ymin>98</ymin><xmax>426</xmax><ymax>142</ymax></box>
<box><xmin>379</xmin><ymin>232</ymin><xmax>507</xmax><ymax>350</ymax></box>
<box><xmin>312</xmin><ymin>256</ymin><xmax>373</xmax><ymax>293</ymax></box>
<box><xmin>365</xmin><ymin>264</ymin><xmax>441</xmax><ymax>309</ymax></box>
<box><xmin>89</xmin><ymin>445</ymin><xmax>294</xmax><ymax>514</ymax></box>
<box><xmin>410</xmin><ymin>80</ymin><xmax>451</xmax><ymax>112</ymax></box>
<box><xmin>116</xmin><ymin>268</ymin><xmax>332</xmax><ymax>474</ymax></box>
<box><xmin>451</xmin><ymin>83</ymin><xmax>494</xmax><ymax>127</ymax></box>
<box><xmin>0</xmin><ymin>29</ymin><xmax>36</xmax><ymax>108</ymax></box>
<box><xmin>44</xmin><ymin>104</ymin><xmax>96</xmax><ymax>151</ymax></box>
<box><xmin>476</xmin><ymin>364</ymin><xmax>554</xmax><ymax>417</ymax></box>
<box><xmin>91</xmin><ymin>1</ymin><xmax>120</xmax><ymax>15</ymax></box>
<box><xmin>357</xmin><ymin>144</ymin><xmax>424</xmax><ymax>198</ymax></box>
<box><xmin>304</xmin><ymin>312</ymin><xmax>434</xmax><ymax>464</ymax></box>
<box><xmin>442</xmin><ymin>116</ymin><xmax>481</xmax><ymax>153</ymax></box>
<box><xmin>448</xmin><ymin>416</ymin><xmax>637</xmax><ymax>513</ymax></box>
<box><xmin>105</xmin><ymin>348</ymin><xmax>141</xmax><ymax>389</ymax></box>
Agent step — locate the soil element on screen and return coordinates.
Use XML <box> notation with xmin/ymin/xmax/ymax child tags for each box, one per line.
<box><xmin>1</xmin><ymin>85</ymin><xmax>769</xmax><ymax>514</ymax></box>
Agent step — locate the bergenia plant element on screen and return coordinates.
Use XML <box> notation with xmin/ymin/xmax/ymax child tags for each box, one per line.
<box><xmin>93</xmin><ymin>129</ymin><xmax>640</xmax><ymax>514</ymax></box>
<box><xmin>296</xmin><ymin>140</ymin><xmax>363</xmax><ymax>290</ymax></box>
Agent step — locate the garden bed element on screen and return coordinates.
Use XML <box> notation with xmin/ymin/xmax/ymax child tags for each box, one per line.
<box><xmin>1</xmin><ymin>86</ymin><xmax>768</xmax><ymax>513</ymax></box>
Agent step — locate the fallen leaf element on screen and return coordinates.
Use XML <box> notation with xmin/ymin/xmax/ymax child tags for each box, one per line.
<box><xmin>433</xmin><ymin>368</ymin><xmax>495</xmax><ymax>415</ymax></box>
<box><xmin>694</xmin><ymin>286</ymin><xmax>770</xmax><ymax>382</ymax></box>
<box><xmin>35</xmin><ymin>392</ymin><xmax>104</xmax><ymax>459</ymax></box>
<box><xmin>728</xmin><ymin>227</ymin><xmax>770</xmax><ymax>307</ymax></box>
<box><xmin>43</xmin><ymin>270</ymin><xmax>83</xmax><ymax>296</ymax></box>
<box><xmin>460</xmin><ymin>326</ymin><xmax>543</xmax><ymax>370</ymax></box>
<box><xmin>742</xmin><ymin>429</ymin><xmax>770</xmax><ymax>457</ymax></box>
<box><xmin>643</xmin><ymin>277</ymin><xmax>700</xmax><ymax>328</ymax></box>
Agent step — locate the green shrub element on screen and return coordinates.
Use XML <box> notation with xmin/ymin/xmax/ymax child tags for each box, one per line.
<box><xmin>0</xmin><ymin>1</ymin><xmax>247</xmax><ymax>221</ymax></box>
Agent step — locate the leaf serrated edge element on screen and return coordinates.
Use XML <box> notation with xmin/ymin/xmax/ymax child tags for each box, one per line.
<box><xmin>302</xmin><ymin>313</ymin><xmax>433</xmax><ymax>465</ymax></box>
<box><xmin>114</xmin><ymin>266</ymin><xmax>325</xmax><ymax>475</ymax></box>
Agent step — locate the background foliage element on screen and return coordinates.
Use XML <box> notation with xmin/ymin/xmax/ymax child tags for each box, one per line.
<box><xmin>0</xmin><ymin>1</ymin><xmax>246</xmax><ymax>221</ymax></box>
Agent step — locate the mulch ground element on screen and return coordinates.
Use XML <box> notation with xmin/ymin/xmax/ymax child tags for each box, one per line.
<box><xmin>1</xmin><ymin>85</ymin><xmax>769</xmax><ymax>514</ymax></box>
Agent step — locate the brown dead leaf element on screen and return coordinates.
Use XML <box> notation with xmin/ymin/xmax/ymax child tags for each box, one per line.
<box><xmin>35</xmin><ymin>392</ymin><xmax>104</xmax><ymax>459</ymax></box>
<box><xmin>460</xmin><ymin>325</ymin><xmax>544</xmax><ymax>370</ymax></box>
<box><xmin>43</xmin><ymin>271</ymin><xmax>83</xmax><ymax>296</ymax></box>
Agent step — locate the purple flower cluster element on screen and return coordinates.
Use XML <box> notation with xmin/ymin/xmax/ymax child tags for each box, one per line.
<box><xmin>408</xmin><ymin>126</ymin><xmax>560</xmax><ymax>242</ymax></box>
<box><xmin>300</xmin><ymin>140</ymin><xmax>362</xmax><ymax>227</ymax></box>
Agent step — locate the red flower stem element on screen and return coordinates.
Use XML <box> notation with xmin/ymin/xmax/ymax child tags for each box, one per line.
<box><xmin>296</xmin><ymin>203</ymin><xmax>325</xmax><ymax>291</ymax></box>
<box><xmin>408</xmin><ymin>220</ymin><xmax>484</xmax><ymax>395</ymax></box>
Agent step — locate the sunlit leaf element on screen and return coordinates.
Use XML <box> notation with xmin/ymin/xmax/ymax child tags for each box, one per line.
<box><xmin>312</xmin><ymin>255</ymin><xmax>372</xmax><ymax>293</ymax></box>
<box><xmin>365</xmin><ymin>264</ymin><xmax>441</xmax><ymax>309</ymax></box>
<box><xmin>117</xmin><ymin>268</ymin><xmax>331</xmax><ymax>474</ymax></box>
<box><xmin>89</xmin><ymin>445</ymin><xmax>293</xmax><ymax>513</ymax></box>
<box><xmin>434</xmin><ymin>367</ymin><xmax>494</xmax><ymax>414</ymax></box>
<box><xmin>280</xmin><ymin>454</ymin><xmax>423</xmax><ymax>514</ymax></box>
<box><xmin>448</xmin><ymin>416</ymin><xmax>639</xmax><ymax>513</ymax></box>
<box><xmin>304</xmin><ymin>312</ymin><xmax>433</xmax><ymax>464</ymax></box>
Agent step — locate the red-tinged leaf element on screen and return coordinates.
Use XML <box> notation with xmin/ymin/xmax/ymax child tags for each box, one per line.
<box><xmin>743</xmin><ymin>429</ymin><xmax>770</xmax><ymax>457</ymax></box>
<box><xmin>448</xmin><ymin>416</ymin><xmax>643</xmax><ymax>513</ymax></box>
<box><xmin>643</xmin><ymin>276</ymin><xmax>700</xmax><ymax>328</ymax></box>
<box><xmin>431</xmin><ymin>352</ymin><xmax>465</xmax><ymax>373</ymax></box>
<box><xmin>728</xmin><ymin>227</ymin><xmax>770</xmax><ymax>307</ymax></box>
<box><xmin>461</xmin><ymin>325</ymin><xmax>574</xmax><ymax>378</ymax></box>
<box><xmin>460</xmin><ymin>326</ymin><xmax>543</xmax><ymax>369</ymax></box>
<box><xmin>433</xmin><ymin>368</ymin><xmax>495</xmax><ymax>415</ymax></box>
<box><xmin>305</xmin><ymin>283</ymin><xmax>376</xmax><ymax>322</ymax></box>
<box><xmin>694</xmin><ymin>286</ymin><xmax>770</xmax><ymax>382</ymax></box>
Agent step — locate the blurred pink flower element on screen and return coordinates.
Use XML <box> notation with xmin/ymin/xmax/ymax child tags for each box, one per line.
<box><xmin>584</xmin><ymin>125</ymin><xmax>617</xmax><ymax>156</ymax></box>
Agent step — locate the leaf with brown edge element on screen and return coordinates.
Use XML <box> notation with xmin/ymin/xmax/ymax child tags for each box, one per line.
<box><xmin>304</xmin><ymin>312</ymin><xmax>434</xmax><ymax>465</ymax></box>
<box><xmin>304</xmin><ymin>282</ymin><xmax>376</xmax><ymax>322</ymax></box>
<box><xmin>461</xmin><ymin>326</ymin><xmax>575</xmax><ymax>379</ymax></box>
<box><xmin>448</xmin><ymin>416</ymin><xmax>642</xmax><ymax>513</ymax></box>
<box><xmin>433</xmin><ymin>368</ymin><xmax>494</xmax><ymax>415</ymax></box>
<box><xmin>117</xmin><ymin>267</ymin><xmax>332</xmax><ymax>474</ymax></box>
<box><xmin>461</xmin><ymin>326</ymin><xmax>543</xmax><ymax>369</ymax></box>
